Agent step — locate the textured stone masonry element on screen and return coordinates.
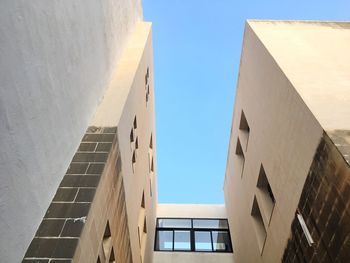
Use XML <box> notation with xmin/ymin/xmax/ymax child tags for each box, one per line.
<box><xmin>283</xmin><ymin>132</ymin><xmax>350</xmax><ymax>262</ymax></box>
<box><xmin>23</xmin><ymin>126</ymin><xmax>132</xmax><ymax>263</ymax></box>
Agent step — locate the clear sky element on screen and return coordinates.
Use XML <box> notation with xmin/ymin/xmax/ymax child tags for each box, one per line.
<box><xmin>142</xmin><ymin>0</ymin><xmax>350</xmax><ymax>204</ymax></box>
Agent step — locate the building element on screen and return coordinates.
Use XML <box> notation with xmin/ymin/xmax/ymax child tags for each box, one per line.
<box><xmin>0</xmin><ymin>1</ymin><xmax>158</xmax><ymax>262</ymax></box>
<box><xmin>1</xmin><ymin>1</ymin><xmax>233</xmax><ymax>263</ymax></box>
<box><xmin>22</xmin><ymin>20</ymin><xmax>156</xmax><ymax>263</ymax></box>
<box><xmin>224</xmin><ymin>20</ymin><xmax>350</xmax><ymax>262</ymax></box>
<box><xmin>1</xmin><ymin>1</ymin><xmax>350</xmax><ymax>262</ymax></box>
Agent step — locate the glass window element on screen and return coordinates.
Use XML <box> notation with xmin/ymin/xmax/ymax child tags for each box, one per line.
<box><xmin>155</xmin><ymin>230</ymin><xmax>173</xmax><ymax>251</ymax></box>
<box><xmin>194</xmin><ymin>231</ymin><xmax>212</xmax><ymax>251</ymax></box>
<box><xmin>174</xmin><ymin>230</ymin><xmax>191</xmax><ymax>251</ymax></box>
<box><xmin>157</xmin><ymin>219</ymin><xmax>191</xmax><ymax>228</ymax></box>
<box><xmin>154</xmin><ymin>218</ymin><xmax>233</xmax><ymax>253</ymax></box>
<box><xmin>192</xmin><ymin>219</ymin><xmax>228</xmax><ymax>229</ymax></box>
<box><xmin>212</xmin><ymin>231</ymin><xmax>232</xmax><ymax>252</ymax></box>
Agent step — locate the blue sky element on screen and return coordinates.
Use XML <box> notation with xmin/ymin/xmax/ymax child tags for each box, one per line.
<box><xmin>143</xmin><ymin>0</ymin><xmax>350</xmax><ymax>204</ymax></box>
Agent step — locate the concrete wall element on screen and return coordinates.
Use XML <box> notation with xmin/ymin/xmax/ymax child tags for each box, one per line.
<box><xmin>92</xmin><ymin>22</ymin><xmax>157</xmax><ymax>263</ymax></box>
<box><xmin>224</xmin><ymin>21</ymin><xmax>325</xmax><ymax>262</ymax></box>
<box><xmin>248</xmin><ymin>21</ymin><xmax>350</xmax><ymax>131</ymax></box>
<box><xmin>115</xmin><ymin>23</ymin><xmax>157</xmax><ymax>263</ymax></box>
<box><xmin>157</xmin><ymin>204</ymin><xmax>227</xmax><ymax>218</ymax></box>
<box><xmin>153</xmin><ymin>204</ymin><xmax>234</xmax><ymax>263</ymax></box>
<box><xmin>153</xmin><ymin>252</ymin><xmax>235</xmax><ymax>263</ymax></box>
<box><xmin>0</xmin><ymin>1</ymin><xmax>142</xmax><ymax>262</ymax></box>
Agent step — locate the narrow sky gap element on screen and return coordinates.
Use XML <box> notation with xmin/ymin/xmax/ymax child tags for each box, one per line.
<box><xmin>143</xmin><ymin>0</ymin><xmax>350</xmax><ymax>204</ymax></box>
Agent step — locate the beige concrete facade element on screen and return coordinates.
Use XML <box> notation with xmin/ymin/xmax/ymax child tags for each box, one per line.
<box><xmin>154</xmin><ymin>251</ymin><xmax>234</xmax><ymax>263</ymax></box>
<box><xmin>157</xmin><ymin>204</ymin><xmax>227</xmax><ymax>219</ymax></box>
<box><xmin>80</xmin><ymin>21</ymin><xmax>157</xmax><ymax>263</ymax></box>
<box><xmin>224</xmin><ymin>21</ymin><xmax>350</xmax><ymax>262</ymax></box>
<box><xmin>94</xmin><ymin>21</ymin><xmax>158</xmax><ymax>263</ymax></box>
<box><xmin>249</xmin><ymin>21</ymin><xmax>350</xmax><ymax>131</ymax></box>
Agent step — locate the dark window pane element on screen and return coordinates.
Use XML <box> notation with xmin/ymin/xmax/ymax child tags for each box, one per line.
<box><xmin>194</xmin><ymin>231</ymin><xmax>212</xmax><ymax>251</ymax></box>
<box><xmin>174</xmin><ymin>231</ymin><xmax>191</xmax><ymax>251</ymax></box>
<box><xmin>155</xmin><ymin>230</ymin><xmax>173</xmax><ymax>251</ymax></box>
<box><xmin>157</xmin><ymin>219</ymin><xmax>191</xmax><ymax>228</ymax></box>
<box><xmin>212</xmin><ymin>231</ymin><xmax>232</xmax><ymax>252</ymax></box>
<box><xmin>193</xmin><ymin>219</ymin><xmax>228</xmax><ymax>229</ymax></box>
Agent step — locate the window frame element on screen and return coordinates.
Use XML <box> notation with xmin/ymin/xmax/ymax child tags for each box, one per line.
<box><xmin>154</xmin><ymin>218</ymin><xmax>233</xmax><ymax>253</ymax></box>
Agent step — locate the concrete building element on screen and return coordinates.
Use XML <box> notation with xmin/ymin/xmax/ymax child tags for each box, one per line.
<box><xmin>0</xmin><ymin>0</ymin><xmax>158</xmax><ymax>262</ymax></box>
<box><xmin>224</xmin><ymin>20</ymin><xmax>350</xmax><ymax>262</ymax></box>
<box><xmin>21</xmin><ymin>20</ymin><xmax>157</xmax><ymax>263</ymax></box>
<box><xmin>1</xmin><ymin>1</ymin><xmax>349</xmax><ymax>262</ymax></box>
<box><xmin>24</xmin><ymin>19</ymin><xmax>157</xmax><ymax>262</ymax></box>
<box><xmin>0</xmin><ymin>1</ymin><xmax>234</xmax><ymax>263</ymax></box>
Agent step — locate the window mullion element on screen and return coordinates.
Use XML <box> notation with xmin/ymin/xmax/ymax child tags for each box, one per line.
<box><xmin>191</xmin><ymin>219</ymin><xmax>194</xmax><ymax>251</ymax></box>
<box><xmin>191</xmin><ymin>229</ymin><xmax>194</xmax><ymax>252</ymax></box>
<box><xmin>172</xmin><ymin>230</ymin><xmax>175</xmax><ymax>251</ymax></box>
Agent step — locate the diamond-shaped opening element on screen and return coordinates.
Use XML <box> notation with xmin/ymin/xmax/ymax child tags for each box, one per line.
<box><xmin>235</xmin><ymin>138</ymin><xmax>245</xmax><ymax>178</ymax></box>
<box><xmin>239</xmin><ymin>110</ymin><xmax>250</xmax><ymax>151</ymax></box>
<box><xmin>143</xmin><ymin>217</ymin><xmax>147</xmax><ymax>234</ymax></box>
<box><xmin>257</xmin><ymin>165</ymin><xmax>275</xmax><ymax>224</ymax></box>
<box><xmin>251</xmin><ymin>196</ymin><xmax>267</xmax><ymax>253</ymax></box>
<box><xmin>130</xmin><ymin>129</ymin><xmax>134</xmax><ymax>142</ymax></box>
<box><xmin>132</xmin><ymin>151</ymin><xmax>136</xmax><ymax>164</ymax></box>
<box><xmin>133</xmin><ymin>116</ymin><xmax>137</xmax><ymax>129</ymax></box>
<box><xmin>109</xmin><ymin>247</ymin><xmax>116</xmax><ymax>263</ymax></box>
<box><xmin>149</xmin><ymin>134</ymin><xmax>153</xmax><ymax>149</ymax></box>
<box><xmin>239</xmin><ymin>110</ymin><xmax>250</xmax><ymax>131</ymax></box>
<box><xmin>235</xmin><ymin>138</ymin><xmax>244</xmax><ymax>156</ymax></box>
<box><xmin>141</xmin><ymin>191</ymin><xmax>145</xmax><ymax>209</ymax></box>
<box><xmin>102</xmin><ymin>222</ymin><xmax>112</xmax><ymax>259</ymax></box>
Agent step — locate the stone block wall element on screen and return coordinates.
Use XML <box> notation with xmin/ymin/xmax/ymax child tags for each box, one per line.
<box><xmin>283</xmin><ymin>133</ymin><xmax>350</xmax><ymax>262</ymax></box>
<box><xmin>23</xmin><ymin>126</ymin><xmax>132</xmax><ymax>263</ymax></box>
